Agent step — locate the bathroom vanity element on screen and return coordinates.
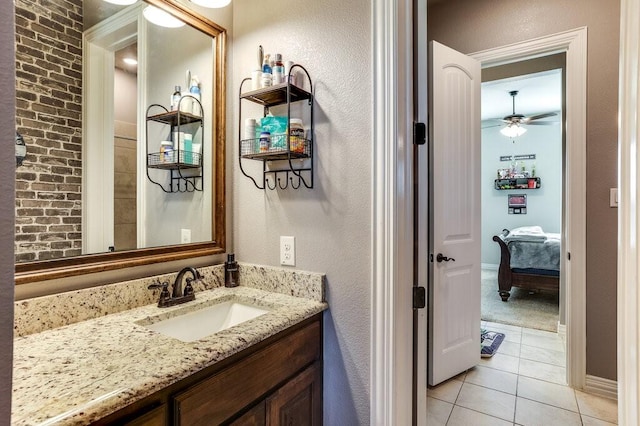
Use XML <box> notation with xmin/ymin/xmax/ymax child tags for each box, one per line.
<box><xmin>12</xmin><ymin>264</ymin><xmax>326</xmax><ymax>425</ymax></box>
<box><xmin>101</xmin><ymin>314</ymin><xmax>322</xmax><ymax>425</ymax></box>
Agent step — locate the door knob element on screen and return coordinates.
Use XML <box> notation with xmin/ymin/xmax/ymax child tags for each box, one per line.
<box><xmin>436</xmin><ymin>253</ymin><xmax>455</xmax><ymax>263</ymax></box>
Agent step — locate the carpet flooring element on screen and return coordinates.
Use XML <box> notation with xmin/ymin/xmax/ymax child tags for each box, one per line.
<box><xmin>481</xmin><ymin>269</ymin><xmax>559</xmax><ymax>332</ymax></box>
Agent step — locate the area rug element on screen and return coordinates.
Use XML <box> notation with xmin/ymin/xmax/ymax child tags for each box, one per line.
<box><xmin>480</xmin><ymin>330</ymin><xmax>505</xmax><ymax>358</ymax></box>
<box><xmin>481</xmin><ymin>269</ymin><xmax>559</xmax><ymax>332</ymax></box>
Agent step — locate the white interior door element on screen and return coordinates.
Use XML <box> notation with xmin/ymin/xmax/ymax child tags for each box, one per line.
<box><xmin>428</xmin><ymin>41</ymin><xmax>481</xmax><ymax>386</ymax></box>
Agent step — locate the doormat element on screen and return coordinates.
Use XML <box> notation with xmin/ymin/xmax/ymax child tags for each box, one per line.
<box><xmin>481</xmin><ymin>330</ymin><xmax>505</xmax><ymax>358</ymax></box>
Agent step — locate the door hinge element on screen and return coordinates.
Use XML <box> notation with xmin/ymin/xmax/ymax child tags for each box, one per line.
<box><xmin>413</xmin><ymin>286</ymin><xmax>426</xmax><ymax>309</ymax></box>
<box><xmin>414</xmin><ymin>122</ymin><xmax>426</xmax><ymax>145</ymax></box>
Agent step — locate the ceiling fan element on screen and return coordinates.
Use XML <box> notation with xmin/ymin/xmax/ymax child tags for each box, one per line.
<box><xmin>486</xmin><ymin>90</ymin><xmax>558</xmax><ymax>137</ymax></box>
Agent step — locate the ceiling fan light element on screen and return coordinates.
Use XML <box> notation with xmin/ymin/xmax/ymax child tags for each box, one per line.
<box><xmin>190</xmin><ymin>0</ymin><xmax>231</xmax><ymax>8</ymax></box>
<box><xmin>500</xmin><ymin>124</ymin><xmax>527</xmax><ymax>138</ymax></box>
<box><xmin>103</xmin><ymin>0</ymin><xmax>137</xmax><ymax>5</ymax></box>
<box><xmin>143</xmin><ymin>5</ymin><xmax>186</xmax><ymax>28</ymax></box>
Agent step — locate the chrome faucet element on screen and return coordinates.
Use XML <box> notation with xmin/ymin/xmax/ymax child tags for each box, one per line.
<box><xmin>148</xmin><ymin>267</ymin><xmax>202</xmax><ymax>308</ymax></box>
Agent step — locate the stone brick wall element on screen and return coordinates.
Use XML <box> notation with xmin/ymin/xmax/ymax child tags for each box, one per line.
<box><xmin>14</xmin><ymin>0</ymin><xmax>83</xmax><ymax>262</ymax></box>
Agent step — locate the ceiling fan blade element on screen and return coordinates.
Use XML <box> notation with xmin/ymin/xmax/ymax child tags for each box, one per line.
<box><xmin>523</xmin><ymin>112</ymin><xmax>558</xmax><ymax>122</ymax></box>
<box><xmin>482</xmin><ymin>123</ymin><xmax>504</xmax><ymax>129</ymax></box>
<box><xmin>527</xmin><ymin>121</ymin><xmax>558</xmax><ymax>126</ymax></box>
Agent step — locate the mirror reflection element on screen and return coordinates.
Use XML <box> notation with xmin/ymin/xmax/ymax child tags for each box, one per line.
<box><xmin>15</xmin><ymin>0</ymin><xmax>220</xmax><ymax>265</ymax></box>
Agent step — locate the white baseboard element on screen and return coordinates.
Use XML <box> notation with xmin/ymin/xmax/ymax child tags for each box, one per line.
<box><xmin>481</xmin><ymin>263</ymin><xmax>498</xmax><ymax>271</ymax></box>
<box><xmin>557</xmin><ymin>322</ymin><xmax>566</xmax><ymax>339</ymax></box>
<box><xmin>584</xmin><ymin>375</ymin><xmax>618</xmax><ymax>401</ymax></box>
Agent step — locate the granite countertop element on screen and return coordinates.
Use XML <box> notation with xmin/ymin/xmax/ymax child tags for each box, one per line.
<box><xmin>12</xmin><ymin>264</ymin><xmax>327</xmax><ymax>425</ymax></box>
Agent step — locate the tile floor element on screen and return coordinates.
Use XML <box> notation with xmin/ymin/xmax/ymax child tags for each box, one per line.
<box><xmin>427</xmin><ymin>321</ymin><xmax>618</xmax><ymax>425</ymax></box>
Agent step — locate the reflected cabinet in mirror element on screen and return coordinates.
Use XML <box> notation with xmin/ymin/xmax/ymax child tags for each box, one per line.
<box><xmin>14</xmin><ymin>0</ymin><xmax>226</xmax><ymax>284</ymax></box>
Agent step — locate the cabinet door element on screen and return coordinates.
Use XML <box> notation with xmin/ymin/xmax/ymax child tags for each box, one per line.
<box><xmin>266</xmin><ymin>363</ymin><xmax>322</xmax><ymax>426</ymax></box>
<box><xmin>174</xmin><ymin>320</ymin><xmax>320</xmax><ymax>425</ymax></box>
<box><xmin>227</xmin><ymin>401</ymin><xmax>266</xmax><ymax>426</ymax></box>
<box><xmin>123</xmin><ymin>404</ymin><xmax>167</xmax><ymax>426</ymax></box>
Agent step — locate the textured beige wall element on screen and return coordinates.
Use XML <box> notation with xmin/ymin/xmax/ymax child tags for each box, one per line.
<box><xmin>232</xmin><ymin>0</ymin><xmax>371</xmax><ymax>422</ymax></box>
<box><xmin>429</xmin><ymin>0</ymin><xmax>620</xmax><ymax>380</ymax></box>
<box><xmin>1</xmin><ymin>0</ymin><xmax>15</xmax><ymax>418</ymax></box>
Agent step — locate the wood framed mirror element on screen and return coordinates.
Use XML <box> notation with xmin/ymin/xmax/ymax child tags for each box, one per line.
<box><xmin>14</xmin><ymin>0</ymin><xmax>226</xmax><ymax>285</ymax></box>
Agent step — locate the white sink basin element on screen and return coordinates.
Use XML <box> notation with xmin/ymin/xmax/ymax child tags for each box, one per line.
<box><xmin>138</xmin><ymin>300</ymin><xmax>272</xmax><ymax>342</ymax></box>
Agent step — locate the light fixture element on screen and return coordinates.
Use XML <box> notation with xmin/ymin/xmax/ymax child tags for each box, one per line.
<box><xmin>189</xmin><ymin>0</ymin><xmax>231</xmax><ymax>8</ymax></box>
<box><xmin>123</xmin><ymin>57</ymin><xmax>138</xmax><ymax>66</ymax></box>
<box><xmin>103</xmin><ymin>0</ymin><xmax>137</xmax><ymax>5</ymax></box>
<box><xmin>500</xmin><ymin>123</ymin><xmax>527</xmax><ymax>138</ymax></box>
<box><xmin>16</xmin><ymin>132</ymin><xmax>26</xmax><ymax>167</ymax></box>
<box><xmin>143</xmin><ymin>5</ymin><xmax>186</xmax><ymax>28</ymax></box>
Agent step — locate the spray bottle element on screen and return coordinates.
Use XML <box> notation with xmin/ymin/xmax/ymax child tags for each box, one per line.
<box><xmin>189</xmin><ymin>75</ymin><xmax>201</xmax><ymax>115</ymax></box>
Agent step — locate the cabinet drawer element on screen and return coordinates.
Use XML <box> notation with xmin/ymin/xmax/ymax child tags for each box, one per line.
<box><xmin>174</xmin><ymin>320</ymin><xmax>320</xmax><ymax>425</ymax></box>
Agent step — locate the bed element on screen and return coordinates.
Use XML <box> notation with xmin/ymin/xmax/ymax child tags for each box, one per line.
<box><xmin>492</xmin><ymin>226</ymin><xmax>560</xmax><ymax>302</ymax></box>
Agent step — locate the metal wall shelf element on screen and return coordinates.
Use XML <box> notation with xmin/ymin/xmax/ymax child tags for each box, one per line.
<box><xmin>145</xmin><ymin>96</ymin><xmax>204</xmax><ymax>193</ymax></box>
<box><xmin>238</xmin><ymin>64</ymin><xmax>314</xmax><ymax>190</ymax></box>
<box><xmin>494</xmin><ymin>177</ymin><xmax>541</xmax><ymax>190</ymax></box>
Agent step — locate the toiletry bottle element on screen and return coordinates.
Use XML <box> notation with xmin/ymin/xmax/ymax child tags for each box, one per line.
<box><xmin>189</xmin><ymin>76</ymin><xmax>201</xmax><ymax>115</ymax></box>
<box><xmin>171</xmin><ymin>85</ymin><xmax>181</xmax><ymax>111</ymax></box>
<box><xmin>284</xmin><ymin>60</ymin><xmax>296</xmax><ymax>85</ymax></box>
<box><xmin>262</xmin><ymin>54</ymin><xmax>272</xmax><ymax>75</ymax></box>
<box><xmin>289</xmin><ymin>118</ymin><xmax>305</xmax><ymax>153</ymax></box>
<box><xmin>160</xmin><ymin>141</ymin><xmax>173</xmax><ymax>163</ymax></box>
<box><xmin>261</xmin><ymin>73</ymin><xmax>272</xmax><ymax>88</ymax></box>
<box><xmin>273</xmin><ymin>53</ymin><xmax>284</xmax><ymax>84</ymax></box>
<box><xmin>224</xmin><ymin>253</ymin><xmax>239</xmax><ymax>287</ymax></box>
<box><xmin>183</xmin><ymin>133</ymin><xmax>193</xmax><ymax>164</ymax></box>
<box><xmin>260</xmin><ymin>131</ymin><xmax>271</xmax><ymax>152</ymax></box>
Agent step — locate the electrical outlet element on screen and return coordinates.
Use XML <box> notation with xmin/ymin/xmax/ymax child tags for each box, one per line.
<box><xmin>280</xmin><ymin>236</ymin><xmax>295</xmax><ymax>266</ymax></box>
<box><xmin>181</xmin><ymin>229</ymin><xmax>191</xmax><ymax>244</ymax></box>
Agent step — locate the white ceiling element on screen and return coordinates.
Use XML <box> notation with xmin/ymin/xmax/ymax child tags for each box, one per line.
<box><xmin>481</xmin><ymin>69</ymin><xmax>562</xmax><ymax>121</ymax></box>
<box><xmin>84</xmin><ymin>0</ymin><xmax>124</xmax><ymax>29</ymax></box>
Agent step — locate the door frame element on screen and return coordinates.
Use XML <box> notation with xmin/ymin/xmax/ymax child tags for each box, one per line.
<box><xmin>617</xmin><ymin>0</ymin><xmax>640</xmax><ymax>422</ymax></box>
<box><xmin>83</xmin><ymin>4</ymin><xmax>146</xmax><ymax>254</ymax></box>
<box><xmin>470</xmin><ymin>27</ymin><xmax>588</xmax><ymax>390</ymax></box>
<box><xmin>372</xmin><ymin>0</ymin><xmax>639</xmax><ymax>423</ymax></box>
<box><xmin>371</xmin><ymin>0</ymin><xmax>416</xmax><ymax>424</ymax></box>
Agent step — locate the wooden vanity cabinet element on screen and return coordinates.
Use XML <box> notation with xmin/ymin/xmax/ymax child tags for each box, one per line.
<box><xmin>228</xmin><ymin>401</ymin><xmax>265</xmax><ymax>425</ymax></box>
<box><xmin>123</xmin><ymin>404</ymin><xmax>167</xmax><ymax>426</ymax></box>
<box><xmin>95</xmin><ymin>314</ymin><xmax>322</xmax><ymax>426</ymax></box>
<box><xmin>265</xmin><ymin>362</ymin><xmax>322</xmax><ymax>425</ymax></box>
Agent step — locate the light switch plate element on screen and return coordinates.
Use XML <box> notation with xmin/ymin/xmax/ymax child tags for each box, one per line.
<box><xmin>280</xmin><ymin>236</ymin><xmax>295</xmax><ymax>266</ymax></box>
<box><xmin>610</xmin><ymin>188</ymin><xmax>618</xmax><ymax>208</ymax></box>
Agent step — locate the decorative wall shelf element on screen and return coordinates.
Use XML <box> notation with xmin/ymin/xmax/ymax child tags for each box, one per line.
<box><xmin>238</xmin><ymin>65</ymin><xmax>314</xmax><ymax>190</ymax></box>
<box><xmin>494</xmin><ymin>177</ymin><xmax>541</xmax><ymax>190</ymax></box>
